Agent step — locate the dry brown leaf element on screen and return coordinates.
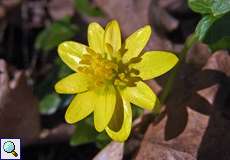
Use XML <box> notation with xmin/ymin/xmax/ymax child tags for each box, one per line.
<box><xmin>94</xmin><ymin>0</ymin><xmax>173</xmax><ymax>51</ymax></box>
<box><xmin>197</xmin><ymin>51</ymin><xmax>230</xmax><ymax>160</ymax></box>
<box><xmin>0</xmin><ymin>59</ymin><xmax>40</xmax><ymax>145</ymax></box>
<box><xmin>136</xmin><ymin>143</ymin><xmax>195</xmax><ymax>160</ymax></box>
<box><xmin>135</xmin><ymin>51</ymin><xmax>230</xmax><ymax>160</ymax></box>
<box><xmin>93</xmin><ymin>142</ymin><xmax>124</xmax><ymax>160</ymax></box>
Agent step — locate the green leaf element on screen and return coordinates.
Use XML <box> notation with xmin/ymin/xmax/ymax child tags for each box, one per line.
<box><xmin>74</xmin><ymin>0</ymin><xmax>104</xmax><ymax>17</ymax></box>
<box><xmin>203</xmin><ymin>11</ymin><xmax>230</xmax><ymax>51</ymax></box>
<box><xmin>132</xmin><ymin>105</ymin><xmax>143</xmax><ymax>119</ymax></box>
<box><xmin>96</xmin><ymin>131</ymin><xmax>111</xmax><ymax>148</ymax></box>
<box><xmin>39</xmin><ymin>93</ymin><xmax>61</xmax><ymax>115</ymax></box>
<box><xmin>208</xmin><ymin>37</ymin><xmax>230</xmax><ymax>51</ymax></box>
<box><xmin>188</xmin><ymin>0</ymin><xmax>213</xmax><ymax>15</ymax></box>
<box><xmin>70</xmin><ymin>121</ymin><xmax>98</xmax><ymax>146</ymax></box>
<box><xmin>35</xmin><ymin>17</ymin><xmax>78</xmax><ymax>52</ymax></box>
<box><xmin>188</xmin><ymin>0</ymin><xmax>230</xmax><ymax>16</ymax></box>
<box><xmin>195</xmin><ymin>15</ymin><xmax>218</xmax><ymax>41</ymax></box>
<box><xmin>70</xmin><ymin>116</ymin><xmax>111</xmax><ymax>148</ymax></box>
<box><xmin>55</xmin><ymin>58</ymin><xmax>73</xmax><ymax>79</ymax></box>
<box><xmin>211</xmin><ymin>0</ymin><xmax>230</xmax><ymax>16</ymax></box>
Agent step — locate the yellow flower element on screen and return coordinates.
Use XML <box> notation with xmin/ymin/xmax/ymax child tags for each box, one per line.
<box><xmin>55</xmin><ymin>20</ymin><xmax>178</xmax><ymax>142</ymax></box>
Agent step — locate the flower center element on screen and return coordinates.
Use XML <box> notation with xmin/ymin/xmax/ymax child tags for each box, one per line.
<box><xmin>114</xmin><ymin>60</ymin><xmax>142</xmax><ymax>88</ymax></box>
<box><xmin>77</xmin><ymin>47</ymin><xmax>142</xmax><ymax>88</ymax></box>
<box><xmin>77</xmin><ymin>48</ymin><xmax>118</xmax><ymax>86</ymax></box>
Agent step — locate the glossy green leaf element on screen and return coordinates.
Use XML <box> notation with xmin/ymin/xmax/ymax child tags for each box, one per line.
<box><xmin>195</xmin><ymin>15</ymin><xmax>217</xmax><ymax>41</ymax></box>
<box><xmin>203</xmin><ymin>11</ymin><xmax>230</xmax><ymax>51</ymax></box>
<box><xmin>188</xmin><ymin>0</ymin><xmax>230</xmax><ymax>16</ymax></box>
<box><xmin>211</xmin><ymin>0</ymin><xmax>230</xmax><ymax>16</ymax></box>
<box><xmin>39</xmin><ymin>93</ymin><xmax>61</xmax><ymax>115</ymax></box>
<box><xmin>188</xmin><ymin>0</ymin><xmax>212</xmax><ymax>15</ymax></box>
<box><xmin>35</xmin><ymin>17</ymin><xmax>78</xmax><ymax>52</ymax></box>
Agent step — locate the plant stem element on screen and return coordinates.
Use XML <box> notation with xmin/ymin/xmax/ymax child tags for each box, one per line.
<box><xmin>159</xmin><ymin>34</ymin><xmax>198</xmax><ymax>107</ymax></box>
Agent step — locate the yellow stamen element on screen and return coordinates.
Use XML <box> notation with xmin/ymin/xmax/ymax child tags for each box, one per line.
<box><xmin>77</xmin><ymin>51</ymin><xmax>118</xmax><ymax>87</ymax></box>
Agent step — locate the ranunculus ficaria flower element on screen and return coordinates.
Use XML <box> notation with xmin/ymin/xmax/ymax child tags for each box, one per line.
<box><xmin>55</xmin><ymin>20</ymin><xmax>178</xmax><ymax>141</ymax></box>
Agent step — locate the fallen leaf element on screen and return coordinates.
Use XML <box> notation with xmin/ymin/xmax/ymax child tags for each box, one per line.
<box><xmin>93</xmin><ymin>142</ymin><xmax>124</xmax><ymax>160</ymax></box>
<box><xmin>0</xmin><ymin>59</ymin><xmax>40</xmax><ymax>145</ymax></box>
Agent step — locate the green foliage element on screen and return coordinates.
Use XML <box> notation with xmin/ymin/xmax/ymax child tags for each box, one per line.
<box><xmin>132</xmin><ymin>105</ymin><xmax>144</xmax><ymax>119</ymax></box>
<box><xmin>188</xmin><ymin>0</ymin><xmax>230</xmax><ymax>51</ymax></box>
<box><xmin>74</xmin><ymin>0</ymin><xmax>104</xmax><ymax>17</ymax></box>
<box><xmin>55</xmin><ymin>58</ymin><xmax>73</xmax><ymax>79</ymax></box>
<box><xmin>95</xmin><ymin>132</ymin><xmax>111</xmax><ymax>149</ymax></box>
<box><xmin>36</xmin><ymin>59</ymin><xmax>73</xmax><ymax>115</ymax></box>
<box><xmin>70</xmin><ymin>117</ymin><xmax>111</xmax><ymax>148</ymax></box>
<box><xmin>39</xmin><ymin>93</ymin><xmax>61</xmax><ymax>115</ymax></box>
<box><xmin>35</xmin><ymin>68</ymin><xmax>59</xmax><ymax>98</ymax></box>
<box><xmin>188</xmin><ymin>0</ymin><xmax>230</xmax><ymax>16</ymax></box>
<box><xmin>203</xmin><ymin>12</ymin><xmax>230</xmax><ymax>51</ymax></box>
<box><xmin>211</xmin><ymin>0</ymin><xmax>230</xmax><ymax>16</ymax></box>
<box><xmin>70</xmin><ymin>120</ymin><xmax>98</xmax><ymax>146</ymax></box>
<box><xmin>194</xmin><ymin>15</ymin><xmax>217</xmax><ymax>41</ymax></box>
<box><xmin>35</xmin><ymin>17</ymin><xmax>78</xmax><ymax>52</ymax></box>
<box><xmin>188</xmin><ymin>0</ymin><xmax>213</xmax><ymax>15</ymax></box>
<box><xmin>35</xmin><ymin>59</ymin><xmax>73</xmax><ymax>98</ymax></box>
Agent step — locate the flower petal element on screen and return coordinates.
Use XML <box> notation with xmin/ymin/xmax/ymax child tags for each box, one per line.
<box><xmin>122</xmin><ymin>25</ymin><xmax>151</xmax><ymax>63</ymax></box>
<box><xmin>108</xmin><ymin>93</ymin><xmax>124</xmax><ymax>132</ymax></box>
<box><xmin>122</xmin><ymin>81</ymin><xmax>157</xmax><ymax>110</ymax></box>
<box><xmin>58</xmin><ymin>41</ymin><xmax>88</xmax><ymax>71</ymax></box>
<box><xmin>94</xmin><ymin>85</ymin><xmax>116</xmax><ymax>132</ymax></box>
<box><xmin>105</xmin><ymin>93</ymin><xmax>132</xmax><ymax>142</ymax></box>
<box><xmin>131</xmin><ymin>51</ymin><xmax>178</xmax><ymax>80</ymax></box>
<box><xmin>65</xmin><ymin>91</ymin><xmax>94</xmax><ymax>124</ymax></box>
<box><xmin>55</xmin><ymin>73</ymin><xmax>90</xmax><ymax>94</ymax></box>
<box><xmin>88</xmin><ymin>22</ymin><xmax>105</xmax><ymax>54</ymax></box>
<box><xmin>104</xmin><ymin>20</ymin><xmax>121</xmax><ymax>53</ymax></box>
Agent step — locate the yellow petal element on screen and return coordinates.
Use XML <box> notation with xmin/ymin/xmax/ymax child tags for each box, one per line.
<box><xmin>122</xmin><ymin>25</ymin><xmax>151</xmax><ymax>63</ymax></box>
<box><xmin>122</xmin><ymin>81</ymin><xmax>157</xmax><ymax>110</ymax></box>
<box><xmin>104</xmin><ymin>20</ymin><xmax>121</xmax><ymax>53</ymax></box>
<box><xmin>65</xmin><ymin>91</ymin><xmax>94</xmax><ymax>124</ymax></box>
<box><xmin>88</xmin><ymin>22</ymin><xmax>105</xmax><ymax>54</ymax></box>
<box><xmin>55</xmin><ymin>73</ymin><xmax>90</xmax><ymax>94</ymax></box>
<box><xmin>108</xmin><ymin>93</ymin><xmax>124</xmax><ymax>132</ymax></box>
<box><xmin>131</xmin><ymin>51</ymin><xmax>178</xmax><ymax>80</ymax></box>
<box><xmin>105</xmin><ymin>93</ymin><xmax>132</xmax><ymax>142</ymax></box>
<box><xmin>58</xmin><ymin>41</ymin><xmax>88</xmax><ymax>71</ymax></box>
<box><xmin>94</xmin><ymin>85</ymin><xmax>116</xmax><ymax>132</ymax></box>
